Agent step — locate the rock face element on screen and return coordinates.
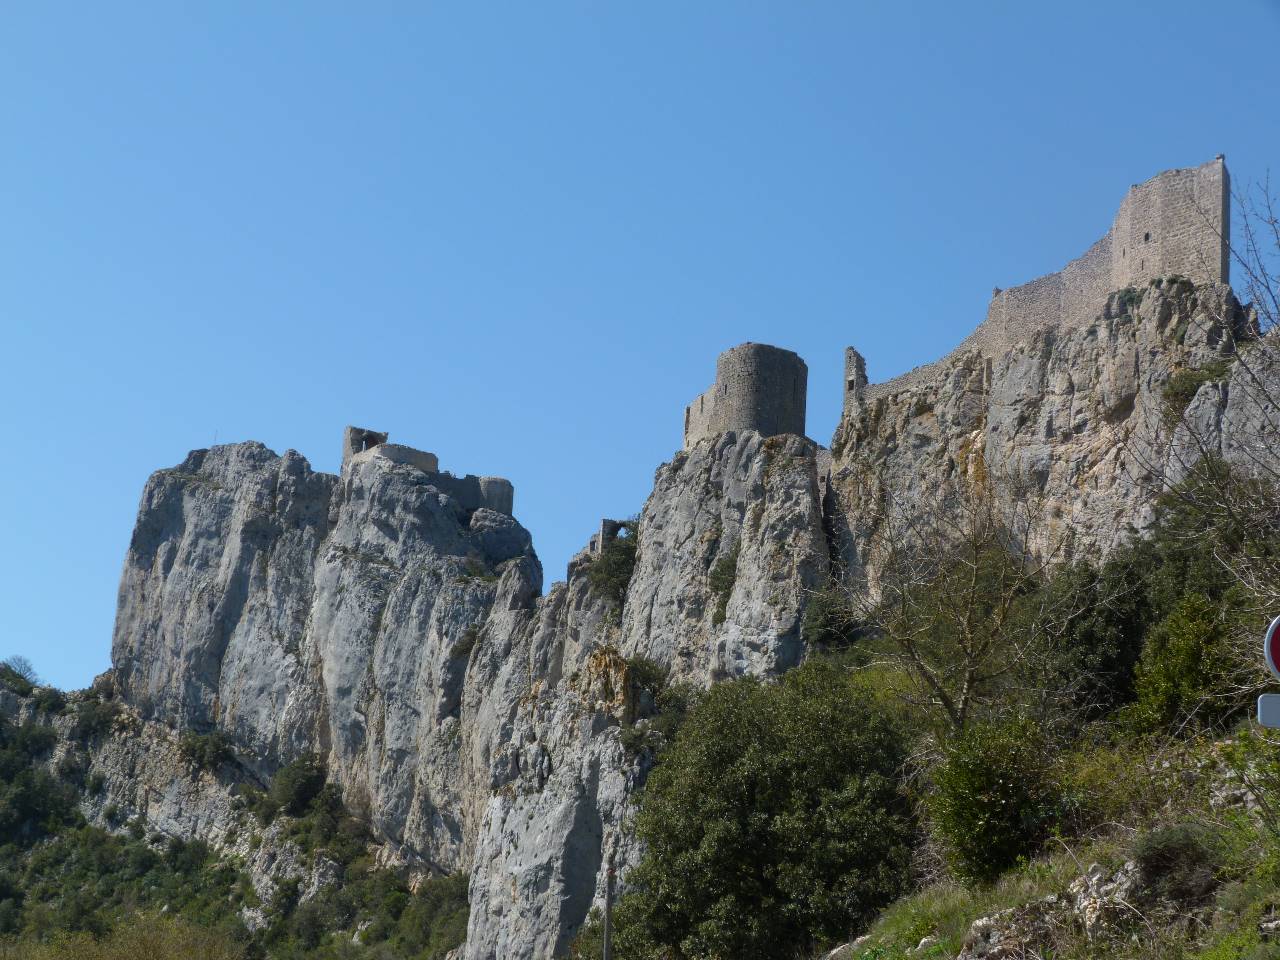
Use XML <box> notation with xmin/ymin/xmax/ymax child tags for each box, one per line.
<box><xmin>829</xmin><ymin>279</ymin><xmax>1256</xmax><ymax>581</ymax></box>
<box><xmin>85</xmin><ymin>276</ymin><xmax>1273</xmax><ymax>956</ymax></box>
<box><xmin>102</xmin><ymin>428</ymin><xmax>830</xmax><ymax>957</ymax></box>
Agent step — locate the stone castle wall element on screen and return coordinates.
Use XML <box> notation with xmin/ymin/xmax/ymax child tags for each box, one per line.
<box><xmin>341</xmin><ymin>425</ymin><xmax>514</xmax><ymax>516</ymax></box>
<box><xmin>861</xmin><ymin>158</ymin><xmax>1230</xmax><ymax>401</ymax></box>
<box><xmin>683</xmin><ymin>343</ymin><xmax>808</xmax><ymax>448</ymax></box>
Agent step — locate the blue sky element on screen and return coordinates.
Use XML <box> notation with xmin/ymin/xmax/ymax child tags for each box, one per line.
<box><xmin>2</xmin><ymin>2</ymin><xmax>1278</xmax><ymax>689</ymax></box>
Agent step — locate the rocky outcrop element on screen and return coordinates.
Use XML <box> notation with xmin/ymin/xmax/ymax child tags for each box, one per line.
<box><xmin>70</xmin><ymin>274</ymin><xmax>1275</xmax><ymax>957</ymax></box>
<box><xmin>98</xmin><ymin>428</ymin><xmax>829</xmax><ymax>957</ymax></box>
<box><xmin>829</xmin><ymin>279</ymin><xmax>1255</xmax><ymax>581</ymax></box>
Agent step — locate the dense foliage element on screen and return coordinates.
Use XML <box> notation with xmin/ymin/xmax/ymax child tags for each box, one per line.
<box><xmin>928</xmin><ymin>719</ymin><xmax>1064</xmax><ymax>884</ymax></box>
<box><xmin>605</xmin><ymin>659</ymin><xmax>915</xmax><ymax>959</ymax></box>
<box><xmin>586</xmin><ymin>522</ymin><xmax>639</xmax><ymax>609</ymax></box>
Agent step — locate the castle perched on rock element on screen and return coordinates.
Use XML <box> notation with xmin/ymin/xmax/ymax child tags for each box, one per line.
<box><xmin>855</xmin><ymin>156</ymin><xmax>1231</xmax><ymax>402</ymax></box>
<box><xmin>341</xmin><ymin>425</ymin><xmax>514</xmax><ymax>515</ymax></box>
<box><xmin>682</xmin><ymin>342</ymin><xmax>808</xmax><ymax>449</ymax></box>
<box><xmin>676</xmin><ymin>158</ymin><xmax>1231</xmax><ymax>453</ymax></box>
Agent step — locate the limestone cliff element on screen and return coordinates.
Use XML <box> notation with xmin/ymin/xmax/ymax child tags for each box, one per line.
<box><xmin>92</xmin><ymin>428</ymin><xmax>829</xmax><ymax>956</ymax></box>
<box><xmin>828</xmin><ymin>279</ymin><xmax>1260</xmax><ymax>582</ymax></box>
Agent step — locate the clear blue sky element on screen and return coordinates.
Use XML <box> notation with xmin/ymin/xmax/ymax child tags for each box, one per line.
<box><xmin>2</xmin><ymin>2</ymin><xmax>1278</xmax><ymax>689</ymax></box>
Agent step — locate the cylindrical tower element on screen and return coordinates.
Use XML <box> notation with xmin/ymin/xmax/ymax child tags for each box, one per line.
<box><xmin>712</xmin><ymin>343</ymin><xmax>808</xmax><ymax>439</ymax></box>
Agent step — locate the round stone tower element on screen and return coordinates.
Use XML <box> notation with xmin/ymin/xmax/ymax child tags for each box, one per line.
<box><xmin>683</xmin><ymin>342</ymin><xmax>808</xmax><ymax>448</ymax></box>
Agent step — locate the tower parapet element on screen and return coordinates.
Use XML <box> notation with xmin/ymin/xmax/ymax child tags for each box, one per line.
<box><xmin>683</xmin><ymin>343</ymin><xmax>808</xmax><ymax>449</ymax></box>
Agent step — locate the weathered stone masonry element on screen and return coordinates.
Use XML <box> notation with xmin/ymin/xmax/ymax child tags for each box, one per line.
<box><xmin>854</xmin><ymin>157</ymin><xmax>1231</xmax><ymax>403</ymax></box>
<box><xmin>683</xmin><ymin>342</ymin><xmax>808</xmax><ymax>448</ymax></box>
<box><xmin>340</xmin><ymin>424</ymin><xmax>514</xmax><ymax>516</ymax></box>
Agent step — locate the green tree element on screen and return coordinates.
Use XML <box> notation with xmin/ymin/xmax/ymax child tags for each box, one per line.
<box><xmin>928</xmin><ymin>718</ymin><xmax>1063</xmax><ymax>884</ymax></box>
<box><xmin>612</xmin><ymin>660</ymin><xmax>914</xmax><ymax>959</ymax></box>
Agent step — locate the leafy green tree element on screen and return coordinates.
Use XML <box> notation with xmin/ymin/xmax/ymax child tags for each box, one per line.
<box><xmin>612</xmin><ymin>659</ymin><xmax>914</xmax><ymax>959</ymax></box>
<box><xmin>1131</xmin><ymin>593</ymin><xmax>1237</xmax><ymax>730</ymax></box>
<box><xmin>928</xmin><ymin>717</ymin><xmax>1063</xmax><ymax>884</ymax></box>
<box><xmin>268</xmin><ymin>755</ymin><xmax>327</xmax><ymax>817</ymax></box>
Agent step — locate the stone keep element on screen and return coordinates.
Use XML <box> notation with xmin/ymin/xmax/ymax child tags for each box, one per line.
<box><xmin>683</xmin><ymin>342</ymin><xmax>808</xmax><ymax>449</ymax></box>
<box><xmin>856</xmin><ymin>157</ymin><xmax>1231</xmax><ymax>402</ymax></box>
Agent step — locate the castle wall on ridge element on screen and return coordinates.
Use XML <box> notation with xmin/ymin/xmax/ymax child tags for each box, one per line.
<box><xmin>858</xmin><ymin>157</ymin><xmax>1230</xmax><ymax>402</ymax></box>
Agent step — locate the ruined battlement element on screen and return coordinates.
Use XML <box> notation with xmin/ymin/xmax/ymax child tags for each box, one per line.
<box><xmin>855</xmin><ymin>157</ymin><xmax>1230</xmax><ymax>403</ymax></box>
<box><xmin>340</xmin><ymin>425</ymin><xmax>514</xmax><ymax>516</ymax></box>
<box><xmin>683</xmin><ymin>342</ymin><xmax>808</xmax><ymax>449</ymax></box>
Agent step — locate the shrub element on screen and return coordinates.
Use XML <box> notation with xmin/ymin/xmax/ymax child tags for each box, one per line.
<box><xmin>617</xmin><ymin>656</ymin><xmax>699</xmax><ymax>757</ymax></box>
<box><xmin>267</xmin><ymin>755</ymin><xmax>327</xmax><ymax>817</ymax></box>
<box><xmin>0</xmin><ymin>659</ymin><xmax>36</xmax><ymax>698</ymax></box>
<box><xmin>1117</xmin><ymin>285</ymin><xmax>1144</xmax><ymax>313</ymax></box>
<box><xmin>929</xmin><ymin>718</ymin><xmax>1063</xmax><ymax>884</ymax></box>
<box><xmin>70</xmin><ymin>699</ymin><xmax>119</xmax><ymax>742</ymax></box>
<box><xmin>452</xmin><ymin>626</ymin><xmax>479</xmax><ymax>660</ymax></box>
<box><xmin>625</xmin><ymin>656</ymin><xmax>667</xmax><ymax>700</ymax></box>
<box><xmin>708</xmin><ymin>543</ymin><xmax>739</xmax><ymax>626</ymax></box>
<box><xmin>179</xmin><ymin>731</ymin><xmax>235</xmax><ymax>773</ymax></box>
<box><xmin>587</xmin><ymin>523</ymin><xmax>639</xmax><ymax>609</ymax></box>
<box><xmin>801</xmin><ymin>582</ymin><xmax>862</xmax><ymax>651</ymax></box>
<box><xmin>1162</xmin><ymin>361</ymin><xmax>1231</xmax><ymax>427</ymax></box>
<box><xmin>613</xmin><ymin>658</ymin><xmax>914</xmax><ymax>959</ymax></box>
<box><xmin>1133</xmin><ymin>823</ymin><xmax>1221</xmax><ymax>907</ymax></box>
<box><xmin>393</xmin><ymin>872</ymin><xmax>469</xmax><ymax>958</ymax></box>
<box><xmin>31</xmin><ymin>689</ymin><xmax>66</xmax><ymax>716</ymax></box>
<box><xmin>1130</xmin><ymin>593</ymin><xmax>1235</xmax><ymax>731</ymax></box>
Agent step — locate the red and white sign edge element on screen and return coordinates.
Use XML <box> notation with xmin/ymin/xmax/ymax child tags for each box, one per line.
<box><xmin>1264</xmin><ymin>616</ymin><xmax>1280</xmax><ymax>686</ymax></box>
<box><xmin>1266</xmin><ymin>615</ymin><xmax>1280</xmax><ymax>681</ymax></box>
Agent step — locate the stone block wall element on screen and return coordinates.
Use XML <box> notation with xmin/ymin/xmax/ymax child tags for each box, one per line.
<box><xmin>340</xmin><ymin>426</ymin><xmax>514</xmax><ymax>516</ymax></box>
<box><xmin>683</xmin><ymin>343</ymin><xmax>808</xmax><ymax>448</ymax></box>
<box><xmin>859</xmin><ymin>158</ymin><xmax>1230</xmax><ymax>401</ymax></box>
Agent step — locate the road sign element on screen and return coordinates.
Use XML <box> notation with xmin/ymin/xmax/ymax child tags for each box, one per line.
<box><xmin>1259</xmin><ymin>616</ymin><xmax>1280</xmax><ymax>728</ymax></box>
<box><xmin>1266</xmin><ymin>615</ymin><xmax>1280</xmax><ymax>680</ymax></box>
<box><xmin>1260</xmin><ymin>694</ymin><xmax>1280</xmax><ymax>728</ymax></box>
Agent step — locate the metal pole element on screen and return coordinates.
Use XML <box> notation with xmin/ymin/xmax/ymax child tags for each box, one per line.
<box><xmin>602</xmin><ymin>857</ymin><xmax>614</xmax><ymax>960</ymax></box>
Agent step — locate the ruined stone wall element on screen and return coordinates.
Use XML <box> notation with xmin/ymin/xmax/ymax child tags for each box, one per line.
<box><xmin>341</xmin><ymin>426</ymin><xmax>513</xmax><ymax>515</ymax></box>
<box><xmin>861</xmin><ymin>158</ymin><xmax>1229</xmax><ymax>401</ymax></box>
<box><xmin>683</xmin><ymin>342</ymin><xmax>808</xmax><ymax>448</ymax></box>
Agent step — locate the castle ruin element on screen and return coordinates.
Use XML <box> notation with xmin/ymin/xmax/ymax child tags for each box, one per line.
<box><xmin>683</xmin><ymin>342</ymin><xmax>808</xmax><ymax>449</ymax></box>
<box><xmin>341</xmin><ymin>425</ymin><xmax>514</xmax><ymax>516</ymax></box>
<box><xmin>849</xmin><ymin>156</ymin><xmax>1231</xmax><ymax>405</ymax></box>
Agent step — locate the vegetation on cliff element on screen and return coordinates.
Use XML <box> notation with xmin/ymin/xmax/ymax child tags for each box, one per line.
<box><xmin>571</xmin><ymin>453</ymin><xmax>1280</xmax><ymax>959</ymax></box>
<box><xmin>0</xmin><ymin>712</ymin><xmax>468</xmax><ymax>960</ymax></box>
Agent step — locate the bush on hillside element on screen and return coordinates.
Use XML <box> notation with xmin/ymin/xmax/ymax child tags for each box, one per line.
<box><xmin>70</xmin><ymin>699</ymin><xmax>119</xmax><ymax>742</ymax></box>
<box><xmin>608</xmin><ymin>659</ymin><xmax>915</xmax><ymax>959</ymax></box>
<box><xmin>708</xmin><ymin>543</ymin><xmax>739</xmax><ymax>626</ymax></box>
<box><xmin>30</xmin><ymin>689</ymin><xmax>66</xmax><ymax>716</ymax></box>
<box><xmin>929</xmin><ymin>718</ymin><xmax>1064</xmax><ymax>884</ymax></box>
<box><xmin>0</xmin><ymin>658</ymin><xmax>37</xmax><ymax>698</ymax></box>
<box><xmin>587</xmin><ymin>523</ymin><xmax>639</xmax><ymax>609</ymax></box>
<box><xmin>1133</xmin><ymin>822</ymin><xmax>1221</xmax><ymax>907</ymax></box>
<box><xmin>266</xmin><ymin>755</ymin><xmax>327</xmax><ymax>818</ymax></box>
<box><xmin>1130</xmin><ymin>593</ymin><xmax>1236</xmax><ymax>731</ymax></box>
<box><xmin>179</xmin><ymin>731</ymin><xmax>235</xmax><ymax>773</ymax></box>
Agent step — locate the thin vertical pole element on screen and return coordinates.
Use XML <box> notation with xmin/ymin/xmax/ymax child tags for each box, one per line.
<box><xmin>602</xmin><ymin>858</ymin><xmax>614</xmax><ymax>960</ymax></box>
